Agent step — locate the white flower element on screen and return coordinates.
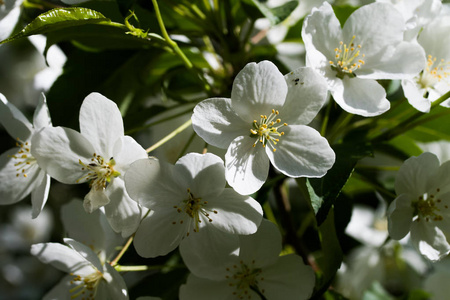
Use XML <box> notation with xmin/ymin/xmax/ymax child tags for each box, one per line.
<box><xmin>377</xmin><ymin>0</ymin><xmax>442</xmax><ymax>41</ymax></box>
<box><xmin>336</xmin><ymin>241</ymin><xmax>427</xmax><ymax>299</ymax></box>
<box><xmin>401</xmin><ymin>17</ymin><xmax>450</xmax><ymax>112</ymax></box>
<box><xmin>387</xmin><ymin>152</ymin><xmax>450</xmax><ymax>261</ymax></box>
<box><xmin>418</xmin><ymin>140</ymin><xmax>450</xmax><ymax>163</ymax></box>
<box><xmin>179</xmin><ymin>219</ymin><xmax>315</xmax><ymax>300</ymax></box>
<box><xmin>302</xmin><ymin>2</ymin><xmax>426</xmax><ymax>116</ymax></box>
<box><xmin>31</xmin><ymin>239</ymin><xmax>128</xmax><ymax>300</ymax></box>
<box><xmin>424</xmin><ymin>257</ymin><xmax>450</xmax><ymax>300</ymax></box>
<box><xmin>0</xmin><ymin>0</ymin><xmax>23</xmax><ymax>41</ymax></box>
<box><xmin>31</xmin><ymin>199</ymin><xmax>128</xmax><ymax>300</ymax></box>
<box><xmin>191</xmin><ymin>61</ymin><xmax>335</xmax><ymax>195</ymax></box>
<box><xmin>31</xmin><ymin>92</ymin><xmax>148</xmax><ymax>237</ymax></box>
<box><xmin>124</xmin><ymin>152</ymin><xmax>263</xmax><ymax>258</ymax></box>
<box><xmin>0</xmin><ymin>93</ymin><xmax>51</xmax><ymax>218</ymax></box>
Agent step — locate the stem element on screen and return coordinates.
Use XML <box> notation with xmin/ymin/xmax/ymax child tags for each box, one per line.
<box><xmin>371</xmin><ymin>89</ymin><xmax>450</xmax><ymax>143</ymax></box>
<box><xmin>146</xmin><ymin>119</ymin><xmax>192</xmax><ymax>153</ymax></box>
<box><xmin>110</xmin><ymin>236</ymin><xmax>134</xmax><ymax>267</ymax></box>
<box><xmin>125</xmin><ymin>106</ymin><xmax>194</xmax><ymax>135</ymax></box>
<box><xmin>320</xmin><ymin>102</ymin><xmax>332</xmax><ymax>136</ymax></box>
<box><xmin>152</xmin><ymin>0</ymin><xmax>211</xmax><ymax>92</ymax></box>
<box><xmin>152</xmin><ymin>0</ymin><xmax>193</xmax><ymax>69</ymax></box>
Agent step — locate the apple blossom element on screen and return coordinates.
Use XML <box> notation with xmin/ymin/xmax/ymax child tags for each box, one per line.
<box><xmin>31</xmin><ymin>200</ymin><xmax>128</xmax><ymax>300</ymax></box>
<box><xmin>179</xmin><ymin>219</ymin><xmax>315</xmax><ymax>300</ymax></box>
<box><xmin>377</xmin><ymin>0</ymin><xmax>442</xmax><ymax>41</ymax></box>
<box><xmin>302</xmin><ymin>2</ymin><xmax>426</xmax><ymax>116</ymax></box>
<box><xmin>0</xmin><ymin>93</ymin><xmax>51</xmax><ymax>218</ymax></box>
<box><xmin>387</xmin><ymin>152</ymin><xmax>450</xmax><ymax>260</ymax></box>
<box><xmin>124</xmin><ymin>152</ymin><xmax>263</xmax><ymax>258</ymax></box>
<box><xmin>31</xmin><ymin>92</ymin><xmax>148</xmax><ymax>237</ymax></box>
<box><xmin>191</xmin><ymin>61</ymin><xmax>335</xmax><ymax>195</ymax></box>
<box><xmin>401</xmin><ymin>17</ymin><xmax>450</xmax><ymax>112</ymax></box>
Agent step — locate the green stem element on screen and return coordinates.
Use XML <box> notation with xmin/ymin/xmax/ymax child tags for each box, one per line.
<box><xmin>110</xmin><ymin>236</ymin><xmax>134</xmax><ymax>267</ymax></box>
<box><xmin>152</xmin><ymin>0</ymin><xmax>193</xmax><ymax>69</ymax></box>
<box><xmin>146</xmin><ymin>119</ymin><xmax>192</xmax><ymax>153</ymax></box>
<box><xmin>320</xmin><ymin>102</ymin><xmax>332</xmax><ymax>136</ymax></box>
<box><xmin>125</xmin><ymin>105</ymin><xmax>194</xmax><ymax>135</ymax></box>
<box><xmin>371</xmin><ymin>89</ymin><xmax>450</xmax><ymax>143</ymax></box>
<box><xmin>115</xmin><ymin>264</ymin><xmax>185</xmax><ymax>272</ymax></box>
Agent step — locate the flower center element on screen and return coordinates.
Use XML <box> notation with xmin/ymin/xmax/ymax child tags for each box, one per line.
<box><xmin>329</xmin><ymin>35</ymin><xmax>365</xmax><ymax>79</ymax></box>
<box><xmin>413</xmin><ymin>188</ymin><xmax>448</xmax><ymax>222</ymax></box>
<box><xmin>172</xmin><ymin>188</ymin><xmax>218</xmax><ymax>236</ymax></box>
<box><xmin>76</xmin><ymin>153</ymin><xmax>120</xmax><ymax>190</ymax></box>
<box><xmin>417</xmin><ymin>54</ymin><xmax>450</xmax><ymax>93</ymax></box>
<box><xmin>225</xmin><ymin>260</ymin><xmax>265</xmax><ymax>299</ymax></box>
<box><xmin>69</xmin><ymin>270</ymin><xmax>104</xmax><ymax>300</ymax></box>
<box><xmin>9</xmin><ymin>138</ymin><xmax>37</xmax><ymax>178</ymax></box>
<box><xmin>250</xmin><ymin>109</ymin><xmax>287</xmax><ymax>152</ymax></box>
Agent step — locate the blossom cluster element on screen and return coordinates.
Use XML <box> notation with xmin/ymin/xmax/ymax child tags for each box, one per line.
<box><xmin>1</xmin><ymin>0</ymin><xmax>450</xmax><ymax>299</ymax></box>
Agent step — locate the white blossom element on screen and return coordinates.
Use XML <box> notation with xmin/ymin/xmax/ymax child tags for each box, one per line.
<box><xmin>31</xmin><ymin>200</ymin><xmax>128</xmax><ymax>300</ymax></box>
<box><xmin>401</xmin><ymin>17</ymin><xmax>450</xmax><ymax>112</ymax></box>
<box><xmin>302</xmin><ymin>2</ymin><xmax>426</xmax><ymax>116</ymax></box>
<box><xmin>31</xmin><ymin>92</ymin><xmax>148</xmax><ymax>237</ymax></box>
<box><xmin>179</xmin><ymin>219</ymin><xmax>315</xmax><ymax>300</ymax></box>
<box><xmin>124</xmin><ymin>152</ymin><xmax>263</xmax><ymax>258</ymax></box>
<box><xmin>0</xmin><ymin>93</ymin><xmax>51</xmax><ymax>218</ymax></box>
<box><xmin>192</xmin><ymin>61</ymin><xmax>335</xmax><ymax>195</ymax></box>
<box><xmin>387</xmin><ymin>152</ymin><xmax>450</xmax><ymax>260</ymax></box>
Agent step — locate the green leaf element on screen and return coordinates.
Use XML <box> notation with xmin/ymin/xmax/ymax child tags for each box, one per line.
<box><xmin>1</xmin><ymin>8</ymin><xmax>111</xmax><ymax>44</ymax></box>
<box><xmin>240</xmin><ymin>0</ymin><xmax>298</xmax><ymax>25</ymax></box>
<box><xmin>309</xmin><ymin>142</ymin><xmax>373</xmax><ymax>225</ymax></box>
<box><xmin>406</xmin><ymin>289</ymin><xmax>431</xmax><ymax>300</ymax></box>
<box><xmin>362</xmin><ymin>282</ymin><xmax>394</xmax><ymax>300</ymax></box>
<box><xmin>314</xmin><ymin>208</ymin><xmax>344</xmax><ymax>297</ymax></box>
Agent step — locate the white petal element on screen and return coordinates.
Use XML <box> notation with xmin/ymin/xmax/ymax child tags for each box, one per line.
<box><xmin>332</xmin><ymin>77</ymin><xmax>390</xmax><ymax>117</ymax></box>
<box><xmin>238</xmin><ymin>219</ymin><xmax>282</xmax><ymax>268</ymax></box>
<box><xmin>125</xmin><ymin>158</ymin><xmax>184</xmax><ymax>210</ymax></box>
<box><xmin>112</xmin><ymin>136</ymin><xmax>147</xmax><ymax>173</ymax></box>
<box><xmin>0</xmin><ymin>93</ymin><xmax>32</xmax><ymax>140</ymax></box>
<box><xmin>410</xmin><ymin>221</ymin><xmax>450</xmax><ymax>261</ymax></box>
<box><xmin>282</xmin><ymin>67</ymin><xmax>328</xmax><ymax>125</ymax></box>
<box><xmin>302</xmin><ymin>2</ymin><xmax>343</xmax><ymax>65</ymax></box>
<box><xmin>33</xmin><ymin>93</ymin><xmax>52</xmax><ymax>131</ymax></box>
<box><xmin>64</xmin><ymin>238</ymin><xmax>103</xmax><ymax>272</ymax></box>
<box><xmin>387</xmin><ymin>193</ymin><xmax>414</xmax><ymax>240</ymax></box>
<box><xmin>358</xmin><ymin>42</ymin><xmax>426</xmax><ymax>79</ymax></box>
<box><xmin>191</xmin><ymin>97</ymin><xmax>247</xmax><ymax>149</ymax></box>
<box><xmin>31</xmin><ymin>242</ymin><xmax>94</xmax><ymax>275</ymax></box>
<box><xmin>266</xmin><ymin>125</ymin><xmax>335</xmax><ymax>178</ymax></box>
<box><xmin>402</xmin><ymin>79</ymin><xmax>431</xmax><ymax>113</ymax></box>
<box><xmin>61</xmin><ymin>199</ymin><xmax>106</xmax><ymax>253</ymax></box>
<box><xmin>179</xmin><ymin>274</ymin><xmax>237</xmax><ymax>300</ymax></box>
<box><xmin>105</xmin><ymin>178</ymin><xmax>142</xmax><ymax>237</ymax></box>
<box><xmin>231</xmin><ymin>61</ymin><xmax>287</xmax><ymax>122</ymax></box>
<box><xmin>83</xmin><ymin>188</ymin><xmax>110</xmax><ymax>213</ymax></box>
<box><xmin>133</xmin><ymin>210</ymin><xmax>187</xmax><ymax>257</ymax></box>
<box><xmin>205</xmin><ymin>189</ymin><xmax>263</xmax><ymax>235</ymax></box>
<box><xmin>174</xmin><ymin>153</ymin><xmax>226</xmax><ymax>198</ymax></box>
<box><xmin>42</xmin><ymin>275</ymin><xmax>74</xmax><ymax>300</ymax></box>
<box><xmin>0</xmin><ymin>148</ymin><xmax>43</xmax><ymax>205</ymax></box>
<box><xmin>104</xmin><ymin>263</ymin><xmax>129</xmax><ymax>300</ymax></box>
<box><xmin>225</xmin><ymin>136</ymin><xmax>270</xmax><ymax>195</ymax></box>
<box><xmin>79</xmin><ymin>92</ymin><xmax>124</xmax><ymax>157</ymax></box>
<box><xmin>395</xmin><ymin>152</ymin><xmax>440</xmax><ymax>196</ymax></box>
<box><xmin>31</xmin><ymin>173</ymin><xmax>50</xmax><ymax>218</ymax></box>
<box><xmin>180</xmin><ymin>225</ymin><xmax>239</xmax><ymax>280</ymax></box>
<box><xmin>31</xmin><ymin>126</ymin><xmax>95</xmax><ymax>184</ymax></box>
<box><xmin>259</xmin><ymin>255</ymin><xmax>315</xmax><ymax>300</ymax></box>
<box><xmin>343</xmin><ymin>3</ymin><xmax>404</xmax><ymax>58</ymax></box>
<box><xmin>0</xmin><ymin>5</ymin><xmax>21</xmax><ymax>41</ymax></box>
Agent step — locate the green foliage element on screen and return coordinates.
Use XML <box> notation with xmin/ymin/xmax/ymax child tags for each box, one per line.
<box><xmin>1</xmin><ymin>8</ymin><xmax>111</xmax><ymax>44</ymax></box>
